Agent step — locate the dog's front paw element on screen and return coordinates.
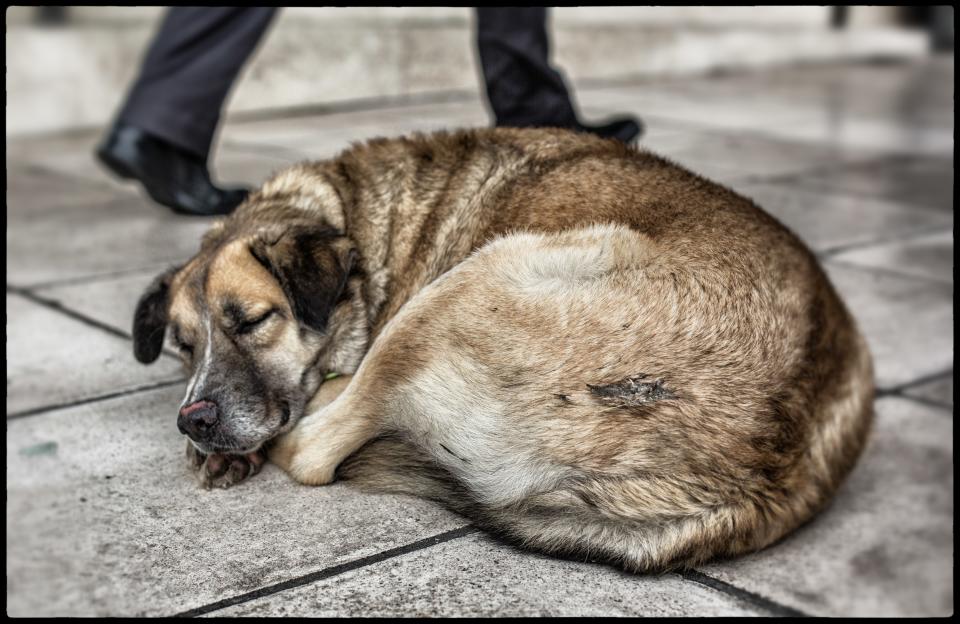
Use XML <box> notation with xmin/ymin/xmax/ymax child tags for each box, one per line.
<box><xmin>266</xmin><ymin>432</ymin><xmax>336</xmax><ymax>486</ymax></box>
<box><xmin>186</xmin><ymin>442</ymin><xmax>266</xmax><ymax>489</ymax></box>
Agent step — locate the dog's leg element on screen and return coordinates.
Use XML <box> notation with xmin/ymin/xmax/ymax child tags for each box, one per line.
<box><xmin>268</xmin><ymin>374</ymin><xmax>383</xmax><ymax>485</ymax></box>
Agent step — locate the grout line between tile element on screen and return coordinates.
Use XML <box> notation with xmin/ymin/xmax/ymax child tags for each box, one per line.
<box><xmin>8</xmin><ymin>90</ymin><xmax>481</xmax><ymax>143</ymax></box>
<box><xmin>892</xmin><ymin>393</ymin><xmax>954</xmax><ymax>413</ymax></box>
<box><xmin>7</xmin><ymin>378</ymin><xmax>186</xmax><ymax>420</ymax></box>
<box><xmin>882</xmin><ymin>368</ymin><xmax>953</xmax><ymax>392</ymax></box>
<box><xmin>9</xmin><ymin>285</ymin><xmax>133</xmax><ymax>341</ymax></box>
<box><xmin>679</xmin><ymin>569</ymin><xmax>811</xmax><ymax>617</ymax></box>
<box><xmin>15</xmin><ymin>161</ymin><xmax>139</xmax><ymax>198</ymax></box>
<box><xmin>737</xmin><ymin>154</ymin><xmax>895</xmax><ymax>187</ymax></box>
<box><xmin>20</xmin><ymin>263</ymin><xmax>179</xmax><ymax>292</ymax></box>
<box><xmin>224</xmin><ymin>89</ymin><xmax>479</xmax><ymax>126</ymax></box>
<box><xmin>761</xmin><ymin>181</ymin><xmax>950</xmax><ymax>214</ymax></box>
<box><xmin>7</xmin><ymin>285</ymin><xmax>181</xmax><ymax>361</ymax></box>
<box><xmin>818</xmin><ymin>222</ymin><xmax>953</xmax><ymax>258</ymax></box>
<box><xmin>875</xmin><ymin>369</ymin><xmax>953</xmax><ymax>413</ymax></box>
<box><xmin>171</xmin><ymin>525</ymin><xmax>480</xmax><ymax>617</ymax></box>
<box><xmin>822</xmin><ymin>257</ymin><xmax>954</xmax><ymax>286</ymax></box>
<box><xmin>217</xmin><ymin>140</ymin><xmax>315</xmax><ymax>161</ymax></box>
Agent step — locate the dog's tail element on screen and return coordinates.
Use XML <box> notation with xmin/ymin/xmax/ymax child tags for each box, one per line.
<box><xmin>335</xmin><ymin>436</ymin><xmax>475</xmax><ymax>512</ymax></box>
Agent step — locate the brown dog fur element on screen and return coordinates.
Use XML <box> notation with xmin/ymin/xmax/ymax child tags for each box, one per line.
<box><xmin>133</xmin><ymin>127</ymin><xmax>874</xmax><ymax>571</ymax></box>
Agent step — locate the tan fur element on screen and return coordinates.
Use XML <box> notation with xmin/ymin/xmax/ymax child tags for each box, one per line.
<box><xmin>136</xmin><ymin>127</ymin><xmax>874</xmax><ymax>572</ymax></box>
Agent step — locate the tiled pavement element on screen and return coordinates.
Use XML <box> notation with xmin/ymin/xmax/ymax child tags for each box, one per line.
<box><xmin>6</xmin><ymin>56</ymin><xmax>953</xmax><ymax>617</ymax></box>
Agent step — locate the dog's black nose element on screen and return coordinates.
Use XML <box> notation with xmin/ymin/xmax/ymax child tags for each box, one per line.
<box><xmin>178</xmin><ymin>400</ymin><xmax>219</xmax><ymax>440</ymax></box>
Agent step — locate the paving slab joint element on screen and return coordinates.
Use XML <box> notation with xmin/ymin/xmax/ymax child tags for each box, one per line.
<box><xmin>679</xmin><ymin>569</ymin><xmax>811</xmax><ymax>617</ymax></box>
<box><xmin>7</xmin><ymin>284</ymin><xmax>181</xmax><ymax>361</ymax></box>
<box><xmin>171</xmin><ymin>524</ymin><xmax>479</xmax><ymax>617</ymax></box>
<box><xmin>7</xmin><ymin>378</ymin><xmax>187</xmax><ymax>420</ymax></box>
<box><xmin>875</xmin><ymin>369</ymin><xmax>954</xmax><ymax>413</ymax></box>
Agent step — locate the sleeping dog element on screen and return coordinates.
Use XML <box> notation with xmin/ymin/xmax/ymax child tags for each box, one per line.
<box><xmin>133</xmin><ymin>127</ymin><xmax>873</xmax><ymax>572</ymax></box>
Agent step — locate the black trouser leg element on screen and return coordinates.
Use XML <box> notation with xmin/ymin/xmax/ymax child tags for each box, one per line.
<box><xmin>116</xmin><ymin>7</ymin><xmax>278</xmax><ymax>160</ymax></box>
<box><xmin>475</xmin><ymin>7</ymin><xmax>579</xmax><ymax>128</ymax></box>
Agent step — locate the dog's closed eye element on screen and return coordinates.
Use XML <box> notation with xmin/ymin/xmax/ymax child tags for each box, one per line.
<box><xmin>236</xmin><ymin>308</ymin><xmax>277</xmax><ymax>335</ymax></box>
<box><xmin>172</xmin><ymin>327</ymin><xmax>194</xmax><ymax>355</ymax></box>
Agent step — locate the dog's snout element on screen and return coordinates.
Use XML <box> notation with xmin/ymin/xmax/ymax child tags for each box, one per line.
<box><xmin>177</xmin><ymin>400</ymin><xmax>219</xmax><ymax>439</ymax></box>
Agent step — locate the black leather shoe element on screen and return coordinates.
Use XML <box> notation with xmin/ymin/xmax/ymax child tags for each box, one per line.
<box><xmin>95</xmin><ymin>124</ymin><xmax>249</xmax><ymax>216</ymax></box>
<box><xmin>576</xmin><ymin>115</ymin><xmax>644</xmax><ymax>145</ymax></box>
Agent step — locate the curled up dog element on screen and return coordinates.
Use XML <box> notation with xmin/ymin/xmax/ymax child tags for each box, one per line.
<box><xmin>132</xmin><ymin>128</ymin><xmax>874</xmax><ymax>572</ymax></box>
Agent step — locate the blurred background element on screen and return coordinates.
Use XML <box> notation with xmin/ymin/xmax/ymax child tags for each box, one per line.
<box><xmin>5</xmin><ymin>6</ymin><xmax>954</xmax><ymax>135</ymax></box>
<box><xmin>6</xmin><ymin>6</ymin><xmax>954</xmax><ymax>618</ymax></box>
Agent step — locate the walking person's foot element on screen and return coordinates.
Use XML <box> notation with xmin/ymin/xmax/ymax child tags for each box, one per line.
<box><xmin>575</xmin><ymin>115</ymin><xmax>644</xmax><ymax>145</ymax></box>
<box><xmin>96</xmin><ymin>124</ymin><xmax>249</xmax><ymax>216</ymax></box>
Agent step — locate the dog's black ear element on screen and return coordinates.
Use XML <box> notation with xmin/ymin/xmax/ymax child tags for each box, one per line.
<box><xmin>132</xmin><ymin>266</ymin><xmax>180</xmax><ymax>364</ymax></box>
<box><xmin>250</xmin><ymin>224</ymin><xmax>358</xmax><ymax>333</ymax></box>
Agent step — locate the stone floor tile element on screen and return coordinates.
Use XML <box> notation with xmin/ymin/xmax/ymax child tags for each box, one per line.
<box><xmin>222</xmin><ymin>127</ymin><xmax>361</xmax><ymax>162</ymax></box>
<box><xmin>628</xmin><ymin>57</ymin><xmax>954</xmax><ymax>138</ymax></box>
<box><xmin>6</xmin><ymin>384</ymin><xmax>467</xmax><ymax>617</ymax></box>
<box><xmin>220</xmin><ymin>118</ymin><xmax>385</xmax><ymax>156</ymax></box>
<box><xmin>5</xmin><ymin>293</ymin><xmax>183</xmax><ymax>416</ymax></box>
<box><xmin>777</xmin><ymin>154</ymin><xmax>954</xmax><ymax>215</ymax></box>
<box><xmin>219</xmin><ymin>98</ymin><xmax>488</xmax><ymax>155</ymax></box>
<box><xmin>7</xmin><ymin>129</ymin><xmax>300</xmax><ymax>198</ymax></box>
<box><xmin>902</xmin><ymin>374</ymin><xmax>954</xmax><ymax>409</ymax></box>
<box><xmin>579</xmin><ymin>86</ymin><xmax>820</xmax><ymax>135</ymax></box>
<box><xmin>735</xmin><ymin>183</ymin><xmax>953</xmax><ymax>253</ymax></box>
<box><xmin>221</xmin><ymin>102</ymin><xmax>627</xmax><ymax>162</ymax></box>
<box><xmin>33</xmin><ymin>269</ymin><xmax>163</xmax><ymax>337</ymax></box>
<box><xmin>218</xmin><ymin>533</ymin><xmax>767</xmax><ymax>617</ymax></box>
<box><xmin>760</xmin><ymin>117</ymin><xmax>952</xmax><ymax>158</ymax></box>
<box><xmin>6</xmin><ymin>162</ymin><xmax>125</xmax><ymax>216</ymax></box>
<box><xmin>583</xmin><ymin>62</ymin><xmax>953</xmax><ymax>158</ymax></box>
<box><xmin>221</xmin><ymin>105</ymin><xmax>486</xmax><ymax>164</ymax></box>
<box><xmin>829</xmin><ymin>230</ymin><xmax>953</xmax><ymax>284</ymax></box>
<box><xmin>372</xmin><ymin>99</ymin><xmax>491</xmax><ymax>129</ymax></box>
<box><xmin>641</xmin><ymin>131</ymin><xmax>880</xmax><ymax>184</ymax></box>
<box><xmin>663</xmin><ymin>59</ymin><xmax>948</xmax><ymax>105</ymax></box>
<box><xmin>702</xmin><ymin>397</ymin><xmax>953</xmax><ymax>617</ymax></box>
<box><xmin>6</xmin><ymin>192</ymin><xmax>213</xmax><ymax>287</ymax></box>
<box><xmin>210</xmin><ymin>148</ymin><xmax>309</xmax><ymax>189</ymax></box>
<box><xmin>824</xmin><ymin>263</ymin><xmax>953</xmax><ymax>390</ymax></box>
<box><xmin>6</xmin><ymin>131</ymin><xmax>136</xmax><ymax>194</ymax></box>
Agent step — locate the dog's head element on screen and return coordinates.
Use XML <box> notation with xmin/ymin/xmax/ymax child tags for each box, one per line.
<box><xmin>133</xmin><ymin>219</ymin><xmax>367</xmax><ymax>455</ymax></box>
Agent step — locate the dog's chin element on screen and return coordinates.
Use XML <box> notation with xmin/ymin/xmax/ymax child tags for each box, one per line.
<box><xmin>191</xmin><ymin>438</ymin><xmax>264</xmax><ymax>456</ymax></box>
<box><xmin>190</xmin><ymin>401</ymin><xmax>299</xmax><ymax>456</ymax></box>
